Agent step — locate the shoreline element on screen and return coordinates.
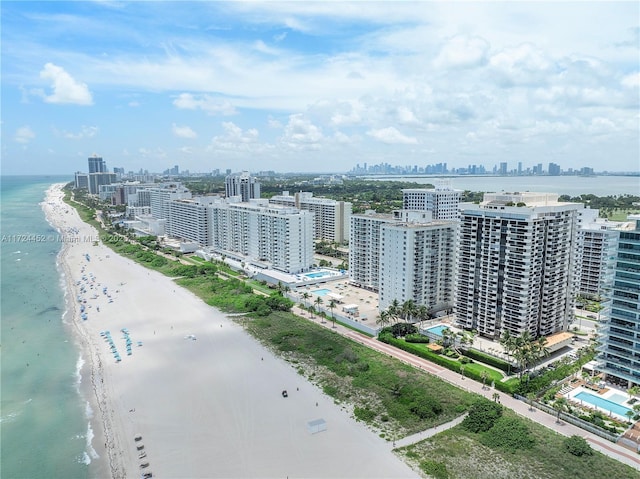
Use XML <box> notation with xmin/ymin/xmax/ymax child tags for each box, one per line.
<box><xmin>44</xmin><ymin>184</ymin><xmax>417</xmax><ymax>479</ymax></box>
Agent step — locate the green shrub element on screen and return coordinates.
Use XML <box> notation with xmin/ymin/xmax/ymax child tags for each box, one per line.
<box><xmin>405</xmin><ymin>333</ymin><xmax>430</xmax><ymax>343</ymax></box>
<box><xmin>354</xmin><ymin>406</ymin><xmax>376</xmax><ymax>422</ymax></box>
<box><xmin>481</xmin><ymin>416</ymin><xmax>535</xmax><ymax>451</ymax></box>
<box><xmin>460</xmin><ymin>357</ymin><xmax>472</xmax><ymax>364</ymax></box>
<box><xmin>462</xmin><ymin>349</ymin><xmax>511</xmax><ymax>372</ymax></box>
<box><xmin>564</xmin><ymin>435</ymin><xmax>593</xmax><ymax>456</ymax></box>
<box><xmin>419</xmin><ymin>460</ymin><xmax>449</xmax><ymax>479</ymax></box>
<box><xmin>462</xmin><ymin>398</ymin><xmax>503</xmax><ymax>433</ymax></box>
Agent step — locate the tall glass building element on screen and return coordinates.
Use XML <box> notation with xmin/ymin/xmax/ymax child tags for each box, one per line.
<box><xmin>598</xmin><ymin>215</ymin><xmax>640</xmax><ymax>388</ymax></box>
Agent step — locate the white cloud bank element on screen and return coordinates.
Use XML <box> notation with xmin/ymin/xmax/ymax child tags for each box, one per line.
<box><xmin>15</xmin><ymin>126</ymin><xmax>35</xmax><ymax>143</ymax></box>
<box><xmin>172</xmin><ymin>123</ymin><xmax>198</xmax><ymax>139</ymax></box>
<box><xmin>39</xmin><ymin>63</ymin><xmax>93</xmax><ymax>105</ymax></box>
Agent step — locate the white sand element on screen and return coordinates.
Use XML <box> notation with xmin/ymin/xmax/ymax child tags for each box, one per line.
<box><xmin>44</xmin><ymin>184</ymin><xmax>417</xmax><ymax>479</ymax></box>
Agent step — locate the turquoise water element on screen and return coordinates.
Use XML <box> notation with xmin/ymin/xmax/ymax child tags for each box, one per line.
<box><xmin>1</xmin><ymin>176</ymin><xmax>93</xmax><ymax>478</ymax></box>
<box><xmin>305</xmin><ymin>271</ymin><xmax>331</xmax><ymax>279</ymax></box>
<box><xmin>575</xmin><ymin>391</ymin><xmax>632</xmax><ymax>417</ymax></box>
<box><xmin>313</xmin><ymin>288</ymin><xmax>331</xmax><ymax>296</ymax></box>
<box><xmin>426</xmin><ymin>325</ymin><xmax>448</xmax><ymax>336</ymax></box>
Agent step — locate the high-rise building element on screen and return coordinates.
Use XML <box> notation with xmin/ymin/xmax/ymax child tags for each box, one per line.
<box><xmin>225</xmin><ymin>171</ymin><xmax>260</xmax><ymax>201</ymax></box>
<box><xmin>378</xmin><ymin>219</ymin><xmax>456</xmax><ymax>314</ymax></box>
<box><xmin>349</xmin><ymin>211</ymin><xmax>396</xmax><ymax>291</ymax></box>
<box><xmin>88</xmin><ymin>172</ymin><xmax>116</xmax><ymax>195</ymax></box>
<box><xmin>455</xmin><ymin>192</ymin><xmax>583</xmax><ymax>340</ymax></box>
<box><xmin>598</xmin><ymin>215</ymin><xmax>640</xmax><ymax>388</ymax></box>
<box><xmin>74</xmin><ymin>172</ymin><xmax>89</xmax><ymax>190</ymax></box>
<box><xmin>548</xmin><ymin>162</ymin><xmax>561</xmax><ymax>176</ymax></box>
<box><xmin>88</xmin><ymin>154</ymin><xmax>106</xmax><ymax>173</ymax></box>
<box><xmin>167</xmin><ymin>198</ymin><xmax>215</xmax><ymax>246</ymax></box>
<box><xmin>575</xmin><ymin>213</ymin><xmax>622</xmax><ymax>299</ymax></box>
<box><xmin>402</xmin><ymin>180</ymin><xmax>462</xmax><ymax>220</ymax></box>
<box><xmin>148</xmin><ymin>183</ymin><xmax>192</xmax><ymax>221</ymax></box>
<box><xmin>268</xmin><ymin>191</ymin><xmax>352</xmax><ymax>243</ymax></box>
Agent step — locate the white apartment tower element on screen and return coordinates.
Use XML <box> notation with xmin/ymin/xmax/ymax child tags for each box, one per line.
<box><xmin>349</xmin><ymin>211</ymin><xmax>396</xmax><ymax>291</ymax></box>
<box><xmin>166</xmin><ymin>198</ymin><xmax>215</xmax><ymax>247</ymax></box>
<box><xmin>269</xmin><ymin>191</ymin><xmax>352</xmax><ymax>243</ymax></box>
<box><xmin>148</xmin><ymin>183</ymin><xmax>192</xmax><ymax>220</ymax></box>
<box><xmin>456</xmin><ymin>192</ymin><xmax>583</xmax><ymax>340</ymax></box>
<box><xmin>225</xmin><ymin>171</ymin><xmax>260</xmax><ymax>202</ymax></box>
<box><xmin>576</xmin><ymin>213</ymin><xmax>622</xmax><ymax>299</ymax></box>
<box><xmin>209</xmin><ymin>200</ymin><xmax>314</xmax><ymax>274</ymax></box>
<box><xmin>379</xmin><ymin>219</ymin><xmax>456</xmax><ymax>314</ymax></box>
<box><xmin>402</xmin><ymin>180</ymin><xmax>462</xmax><ymax>220</ymax></box>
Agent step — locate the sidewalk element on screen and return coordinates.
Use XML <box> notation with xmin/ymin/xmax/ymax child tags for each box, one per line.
<box><xmin>292</xmin><ymin>306</ymin><xmax>640</xmax><ymax>471</ymax></box>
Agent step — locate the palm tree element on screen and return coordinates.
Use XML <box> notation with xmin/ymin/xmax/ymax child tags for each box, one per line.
<box><xmin>416</xmin><ymin>305</ymin><xmax>430</xmax><ymax>328</ymax></box>
<box><xmin>388</xmin><ymin>299</ymin><xmax>401</xmax><ymax>324</ymax></box>
<box><xmin>481</xmin><ymin>370</ymin><xmax>488</xmax><ymax>389</ymax></box>
<box><xmin>526</xmin><ymin>392</ymin><xmax>536</xmax><ymax>411</ymax></box>
<box><xmin>328</xmin><ymin>299</ymin><xmax>338</xmax><ymax>328</ymax></box>
<box><xmin>376</xmin><ymin>310</ymin><xmax>391</xmax><ymax>329</ymax></box>
<box><xmin>301</xmin><ymin>292</ymin><xmax>311</xmax><ymax>308</ymax></box>
<box><xmin>401</xmin><ymin>300</ymin><xmax>417</xmax><ymax>323</ymax></box>
<box><xmin>553</xmin><ymin>398</ymin><xmax>567</xmax><ymax>423</ymax></box>
<box><xmin>499</xmin><ymin>330</ymin><xmax>517</xmax><ymax>375</ymax></box>
<box><xmin>314</xmin><ymin>297</ymin><xmax>325</xmax><ymax>323</ymax></box>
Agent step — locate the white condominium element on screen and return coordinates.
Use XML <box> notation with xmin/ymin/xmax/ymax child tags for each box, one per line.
<box><xmin>225</xmin><ymin>171</ymin><xmax>260</xmax><ymax>202</ymax></box>
<box><xmin>379</xmin><ymin>217</ymin><xmax>456</xmax><ymax>314</ymax></box>
<box><xmin>402</xmin><ymin>179</ymin><xmax>462</xmax><ymax>220</ymax></box>
<box><xmin>576</xmin><ymin>211</ymin><xmax>623</xmax><ymax>299</ymax></box>
<box><xmin>350</xmin><ymin>211</ymin><xmax>396</xmax><ymax>291</ymax></box>
<box><xmin>456</xmin><ymin>192</ymin><xmax>583</xmax><ymax>340</ymax></box>
<box><xmin>167</xmin><ymin>197</ymin><xmax>216</xmax><ymax>247</ymax></box>
<box><xmin>269</xmin><ymin>191</ymin><xmax>352</xmax><ymax>243</ymax></box>
<box><xmin>149</xmin><ymin>183</ymin><xmax>192</xmax><ymax>220</ymax></box>
<box><xmin>209</xmin><ymin>199</ymin><xmax>314</xmax><ymax>274</ymax></box>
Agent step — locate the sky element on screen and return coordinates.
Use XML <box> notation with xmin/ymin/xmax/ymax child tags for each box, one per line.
<box><xmin>1</xmin><ymin>1</ymin><xmax>639</xmax><ymax>175</ymax></box>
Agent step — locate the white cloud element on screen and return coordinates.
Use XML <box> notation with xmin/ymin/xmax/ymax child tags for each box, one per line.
<box><xmin>173</xmin><ymin>93</ymin><xmax>236</xmax><ymax>115</ymax></box>
<box><xmin>434</xmin><ymin>35</ymin><xmax>489</xmax><ymax>69</ymax></box>
<box><xmin>210</xmin><ymin>122</ymin><xmax>261</xmax><ymax>152</ymax></box>
<box><xmin>282</xmin><ymin>114</ymin><xmax>323</xmax><ymax>148</ymax></box>
<box><xmin>15</xmin><ymin>126</ymin><xmax>35</xmax><ymax>143</ymax></box>
<box><xmin>621</xmin><ymin>72</ymin><xmax>640</xmax><ymax>88</ymax></box>
<box><xmin>367</xmin><ymin>127</ymin><xmax>417</xmax><ymax>144</ymax></box>
<box><xmin>39</xmin><ymin>63</ymin><xmax>93</xmax><ymax>105</ymax></box>
<box><xmin>267</xmin><ymin>117</ymin><xmax>283</xmax><ymax>129</ymax></box>
<box><xmin>58</xmin><ymin>125</ymin><xmax>98</xmax><ymax>140</ymax></box>
<box><xmin>488</xmin><ymin>44</ymin><xmax>552</xmax><ymax>86</ymax></box>
<box><xmin>172</xmin><ymin>123</ymin><xmax>197</xmax><ymax>139</ymax></box>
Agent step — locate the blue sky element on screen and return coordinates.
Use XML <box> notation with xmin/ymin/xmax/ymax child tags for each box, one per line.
<box><xmin>2</xmin><ymin>1</ymin><xmax>639</xmax><ymax>175</ymax></box>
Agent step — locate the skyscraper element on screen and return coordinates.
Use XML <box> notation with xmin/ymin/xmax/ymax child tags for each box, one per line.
<box><xmin>455</xmin><ymin>192</ymin><xmax>582</xmax><ymax>340</ymax></box>
<box><xmin>88</xmin><ymin>154</ymin><xmax>106</xmax><ymax>173</ymax></box>
<box><xmin>598</xmin><ymin>215</ymin><xmax>640</xmax><ymax>388</ymax></box>
<box><xmin>225</xmin><ymin>171</ymin><xmax>260</xmax><ymax>202</ymax></box>
<box><xmin>402</xmin><ymin>180</ymin><xmax>462</xmax><ymax>220</ymax></box>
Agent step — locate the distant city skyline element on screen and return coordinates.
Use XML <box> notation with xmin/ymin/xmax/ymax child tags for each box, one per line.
<box><xmin>2</xmin><ymin>2</ymin><xmax>639</xmax><ymax>175</ymax></box>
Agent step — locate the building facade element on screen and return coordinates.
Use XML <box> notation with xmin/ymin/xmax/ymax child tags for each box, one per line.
<box><xmin>455</xmin><ymin>192</ymin><xmax>582</xmax><ymax>340</ymax></box>
<box><xmin>402</xmin><ymin>180</ymin><xmax>462</xmax><ymax>220</ymax></box>
<box><xmin>598</xmin><ymin>215</ymin><xmax>640</xmax><ymax>388</ymax></box>
<box><xmin>88</xmin><ymin>154</ymin><xmax>107</xmax><ymax>173</ymax></box>
<box><xmin>349</xmin><ymin>211</ymin><xmax>396</xmax><ymax>291</ymax></box>
<box><xmin>148</xmin><ymin>183</ymin><xmax>192</xmax><ymax>220</ymax></box>
<box><xmin>269</xmin><ymin>191</ymin><xmax>352</xmax><ymax>243</ymax></box>
<box><xmin>378</xmin><ymin>220</ymin><xmax>456</xmax><ymax>314</ymax></box>
<box><xmin>167</xmin><ymin>198</ymin><xmax>214</xmax><ymax>247</ymax></box>
<box><xmin>225</xmin><ymin>171</ymin><xmax>260</xmax><ymax>202</ymax></box>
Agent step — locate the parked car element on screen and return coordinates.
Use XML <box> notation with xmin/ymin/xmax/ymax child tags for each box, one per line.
<box><xmin>282</xmin><ymin>390</ymin><xmax>288</xmax><ymax>398</ymax></box>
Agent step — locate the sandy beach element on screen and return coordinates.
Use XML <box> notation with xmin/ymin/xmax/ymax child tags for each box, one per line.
<box><xmin>43</xmin><ymin>184</ymin><xmax>417</xmax><ymax>479</ymax></box>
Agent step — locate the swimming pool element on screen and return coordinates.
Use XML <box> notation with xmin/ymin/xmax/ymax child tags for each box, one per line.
<box><xmin>425</xmin><ymin>325</ymin><xmax>449</xmax><ymax>336</ymax></box>
<box><xmin>574</xmin><ymin>391</ymin><xmax>632</xmax><ymax>417</ymax></box>
<box><xmin>609</xmin><ymin>393</ymin><xmax>629</xmax><ymax>405</ymax></box>
<box><xmin>313</xmin><ymin>289</ymin><xmax>331</xmax><ymax>296</ymax></box>
<box><xmin>305</xmin><ymin>271</ymin><xmax>332</xmax><ymax>279</ymax></box>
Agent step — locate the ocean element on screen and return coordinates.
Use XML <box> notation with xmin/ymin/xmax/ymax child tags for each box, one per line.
<box><xmin>1</xmin><ymin>176</ymin><xmax>93</xmax><ymax>479</ymax></box>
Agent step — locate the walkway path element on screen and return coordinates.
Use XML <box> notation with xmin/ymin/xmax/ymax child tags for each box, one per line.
<box><xmin>291</xmin><ymin>306</ymin><xmax>640</xmax><ymax>471</ymax></box>
<box><xmin>394</xmin><ymin>414</ymin><xmax>468</xmax><ymax>448</ymax></box>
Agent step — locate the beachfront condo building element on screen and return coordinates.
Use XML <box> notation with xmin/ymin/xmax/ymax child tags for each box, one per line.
<box><xmin>349</xmin><ymin>211</ymin><xmax>396</xmax><ymax>291</ymax></box>
<box><xmin>74</xmin><ymin>172</ymin><xmax>89</xmax><ymax>190</ymax></box>
<box><xmin>402</xmin><ymin>180</ymin><xmax>462</xmax><ymax>220</ymax></box>
<box><xmin>455</xmin><ymin>192</ymin><xmax>583</xmax><ymax>340</ymax></box>
<box><xmin>88</xmin><ymin>154</ymin><xmax>107</xmax><ymax>174</ymax></box>
<box><xmin>268</xmin><ymin>191</ymin><xmax>352</xmax><ymax>243</ymax></box>
<box><xmin>225</xmin><ymin>171</ymin><xmax>260</xmax><ymax>202</ymax></box>
<box><xmin>597</xmin><ymin>215</ymin><xmax>640</xmax><ymax>388</ymax></box>
<box><xmin>148</xmin><ymin>183</ymin><xmax>192</xmax><ymax>221</ymax></box>
<box><xmin>378</xmin><ymin>218</ymin><xmax>456</xmax><ymax>314</ymax></box>
<box><xmin>208</xmin><ymin>199</ymin><xmax>314</xmax><ymax>274</ymax></box>
<box><xmin>575</xmin><ymin>213</ymin><xmax>622</xmax><ymax>300</ymax></box>
<box><xmin>166</xmin><ymin>197</ymin><xmax>218</xmax><ymax>247</ymax></box>
<box><xmin>88</xmin><ymin>172</ymin><xmax>116</xmax><ymax>195</ymax></box>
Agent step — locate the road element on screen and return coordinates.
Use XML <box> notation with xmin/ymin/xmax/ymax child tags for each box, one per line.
<box><xmin>292</xmin><ymin>306</ymin><xmax>640</xmax><ymax>471</ymax></box>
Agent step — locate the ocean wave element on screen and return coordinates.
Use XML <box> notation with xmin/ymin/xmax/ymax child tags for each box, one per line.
<box><xmin>74</xmin><ymin>354</ymin><xmax>85</xmax><ymax>392</ymax></box>
<box><xmin>0</xmin><ymin>398</ymin><xmax>32</xmax><ymax>424</ymax></box>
